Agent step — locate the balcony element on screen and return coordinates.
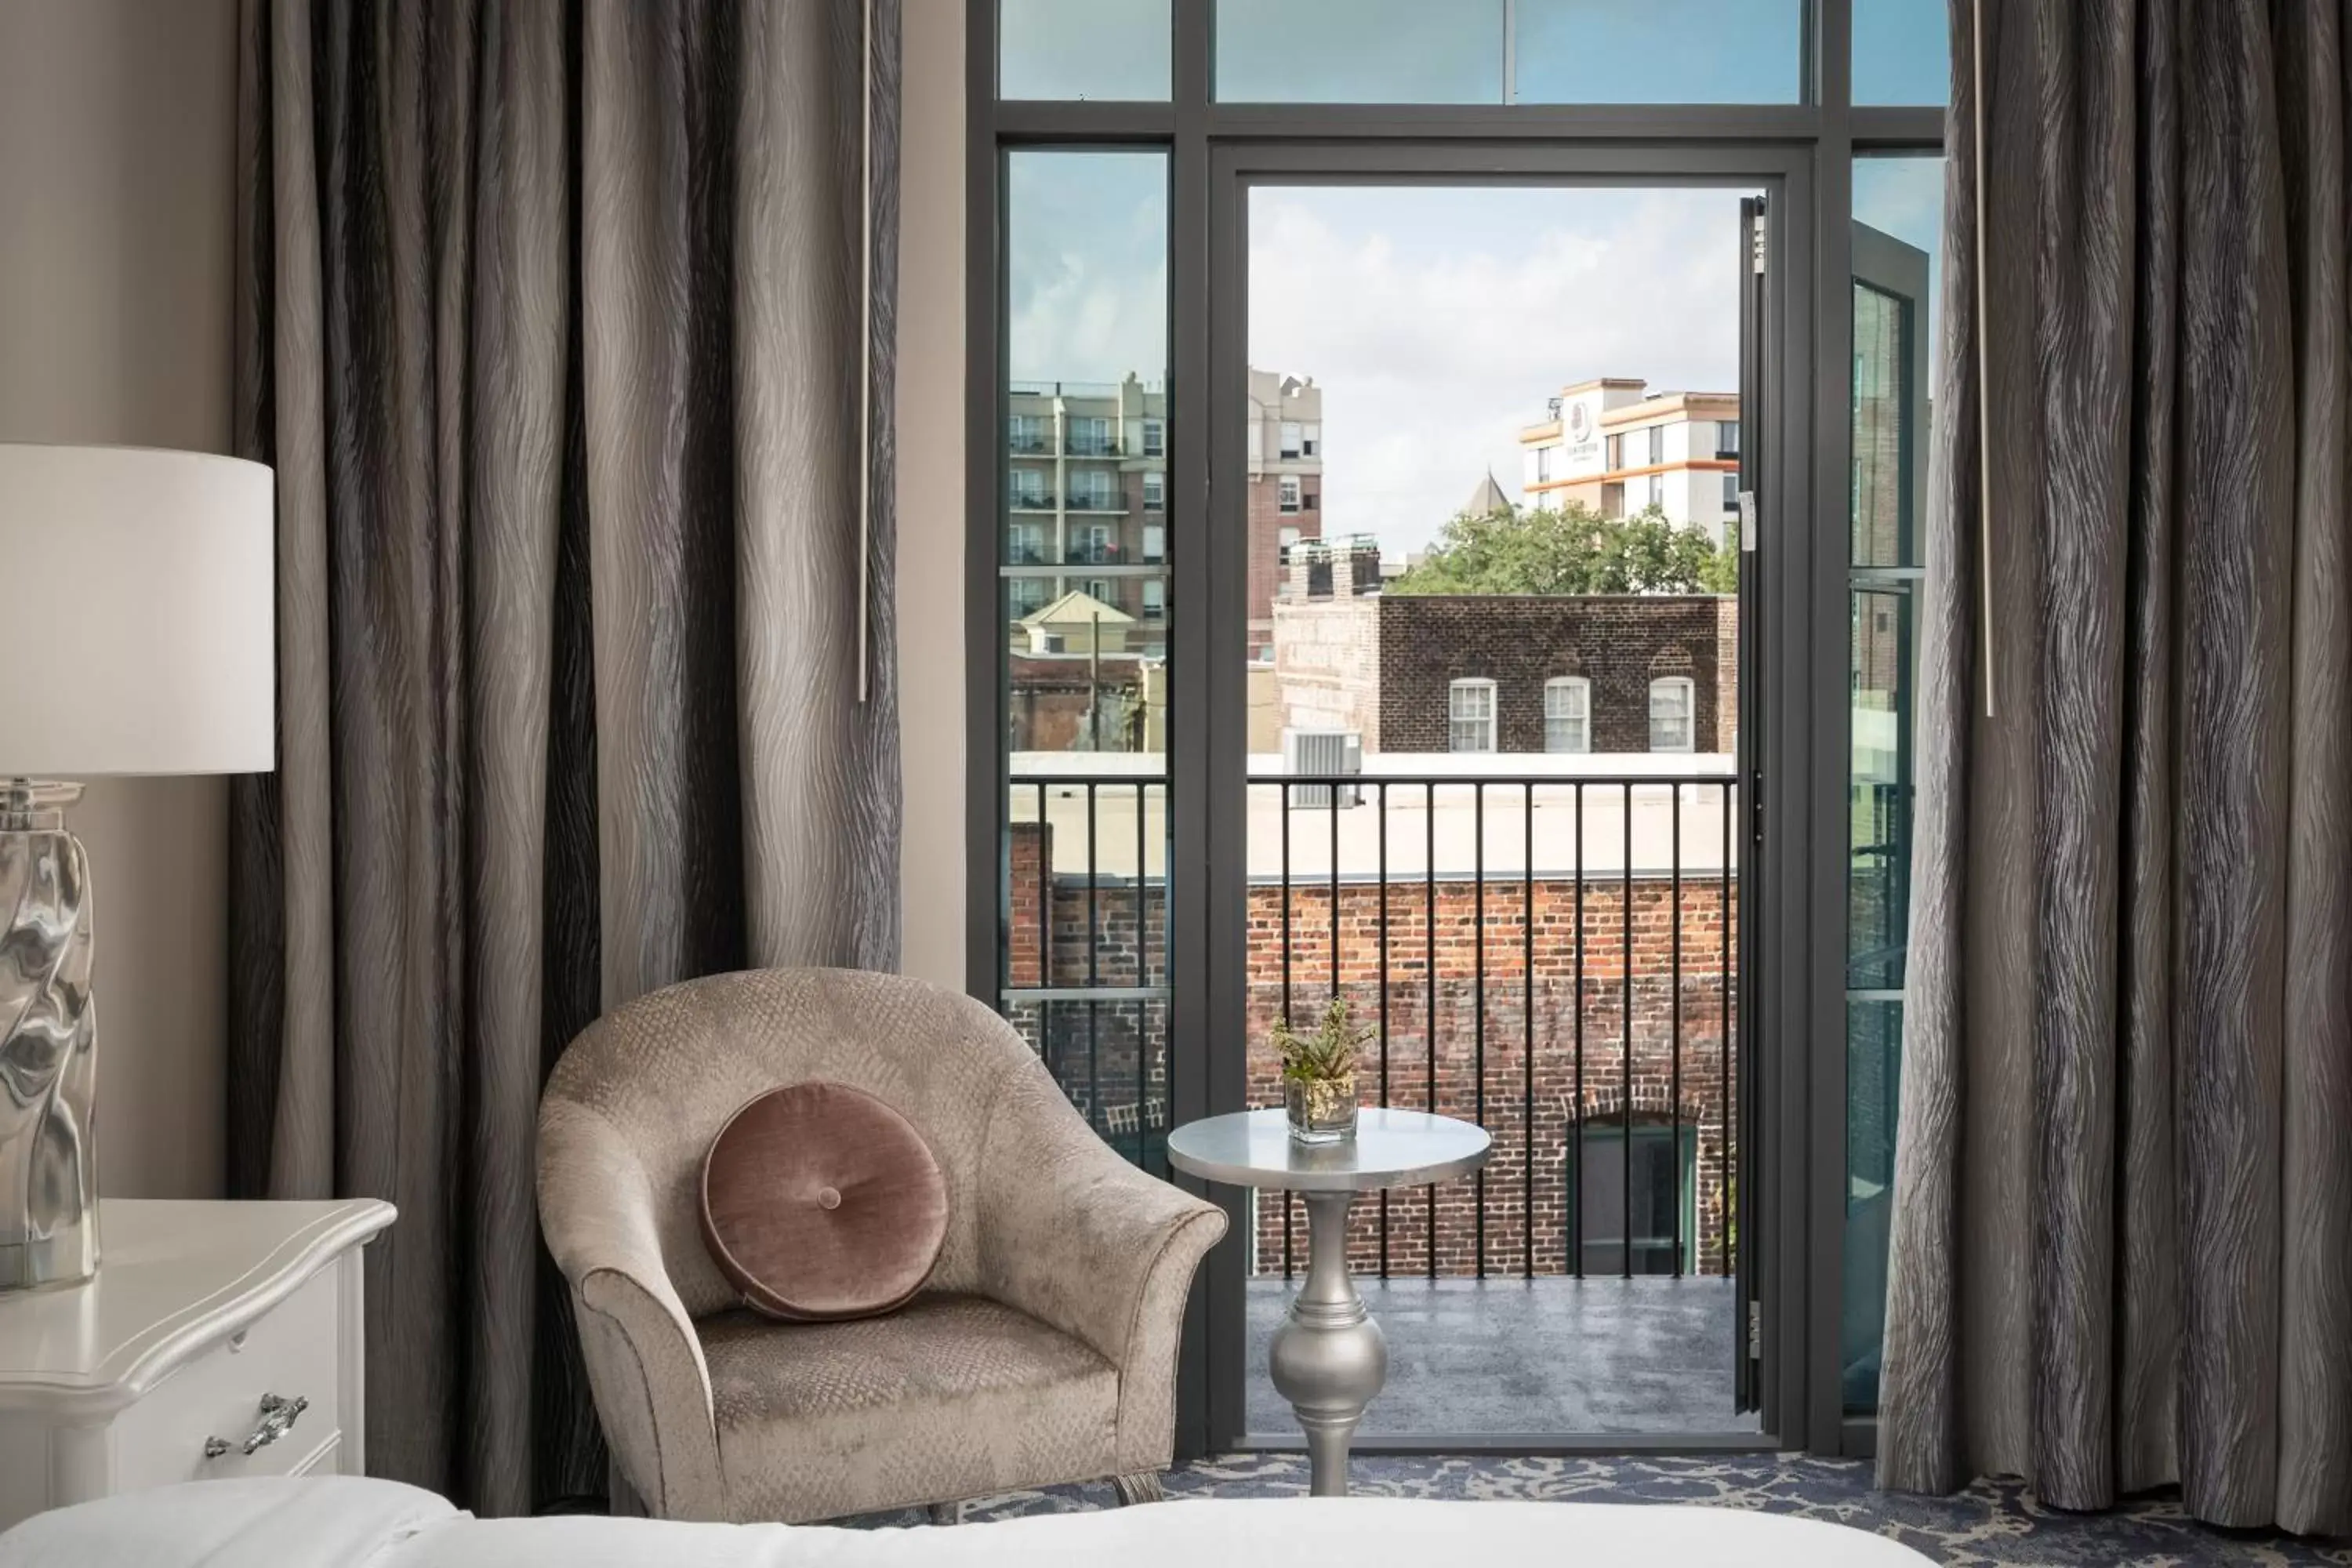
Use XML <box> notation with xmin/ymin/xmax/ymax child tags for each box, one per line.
<box><xmin>999</xmin><ymin>759</ymin><xmax>1752</xmax><ymax>1437</ymax></box>
<box><xmin>1065</xmin><ymin>490</ymin><xmax>1125</xmax><ymax>512</ymax></box>
<box><xmin>1065</xmin><ymin>540</ymin><xmax>1123</xmax><ymax>566</ymax></box>
<box><xmin>1065</xmin><ymin>435</ymin><xmax>1123</xmax><ymax>458</ymax></box>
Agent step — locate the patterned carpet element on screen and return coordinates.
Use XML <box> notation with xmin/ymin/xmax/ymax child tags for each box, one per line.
<box><xmin>887</xmin><ymin>1453</ymin><xmax>2352</xmax><ymax>1566</ymax></box>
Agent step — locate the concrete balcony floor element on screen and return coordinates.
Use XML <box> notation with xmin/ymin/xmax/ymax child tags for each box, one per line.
<box><xmin>1243</xmin><ymin>1275</ymin><xmax>1760</xmax><ymax>1437</ymax></box>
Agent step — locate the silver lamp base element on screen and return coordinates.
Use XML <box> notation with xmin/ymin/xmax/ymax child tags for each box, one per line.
<box><xmin>0</xmin><ymin>779</ymin><xmax>98</xmax><ymax>1291</ymax></box>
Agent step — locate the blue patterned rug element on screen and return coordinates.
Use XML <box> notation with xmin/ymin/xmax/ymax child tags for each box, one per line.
<box><xmin>890</xmin><ymin>1453</ymin><xmax>2352</xmax><ymax>1566</ymax></box>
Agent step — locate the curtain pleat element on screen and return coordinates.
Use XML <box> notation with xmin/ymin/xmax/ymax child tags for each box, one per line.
<box><xmin>1881</xmin><ymin>0</ymin><xmax>2352</xmax><ymax>1534</ymax></box>
<box><xmin>228</xmin><ymin>0</ymin><xmax>901</xmax><ymax>1512</ymax></box>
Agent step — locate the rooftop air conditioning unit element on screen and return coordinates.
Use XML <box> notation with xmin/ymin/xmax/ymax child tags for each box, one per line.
<box><xmin>1283</xmin><ymin>727</ymin><xmax>1362</xmax><ymax>809</ymax></box>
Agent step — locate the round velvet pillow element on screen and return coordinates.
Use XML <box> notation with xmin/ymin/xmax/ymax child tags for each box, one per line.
<box><xmin>699</xmin><ymin>1083</ymin><xmax>948</xmax><ymax>1322</ymax></box>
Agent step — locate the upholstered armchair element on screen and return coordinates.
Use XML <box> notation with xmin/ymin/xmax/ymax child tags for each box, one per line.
<box><xmin>536</xmin><ymin>967</ymin><xmax>1225</xmax><ymax>1524</ymax></box>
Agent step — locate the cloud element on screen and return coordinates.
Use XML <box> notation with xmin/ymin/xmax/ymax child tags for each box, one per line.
<box><xmin>1248</xmin><ymin>186</ymin><xmax>1748</xmax><ymax>554</ymax></box>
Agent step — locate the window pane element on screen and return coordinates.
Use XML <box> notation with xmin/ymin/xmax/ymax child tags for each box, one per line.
<box><xmin>1215</xmin><ymin>0</ymin><xmax>1505</xmax><ymax>103</ymax></box>
<box><xmin>1842</xmin><ymin>996</ymin><xmax>1903</xmax><ymax>1413</ymax></box>
<box><xmin>1515</xmin><ymin>0</ymin><xmax>1801</xmax><ymax>104</ymax></box>
<box><xmin>1854</xmin><ymin>0</ymin><xmax>1950</xmax><ymax>106</ymax></box>
<box><xmin>1000</xmin><ymin>0</ymin><xmax>1170</xmax><ymax>101</ymax></box>
<box><xmin>1848</xmin><ymin>587</ymin><xmax>1913</xmax><ymax>992</ymax></box>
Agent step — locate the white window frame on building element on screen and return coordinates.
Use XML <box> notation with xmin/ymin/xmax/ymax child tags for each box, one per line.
<box><xmin>1544</xmin><ymin>676</ymin><xmax>1592</xmax><ymax>754</ymax></box>
<box><xmin>1142</xmin><ymin>418</ymin><xmax>1165</xmax><ymax>457</ymax></box>
<box><xmin>1649</xmin><ymin>675</ymin><xmax>1697</xmax><ymax>753</ymax></box>
<box><xmin>1142</xmin><ymin>577</ymin><xmax>1166</xmax><ymax>619</ymax></box>
<box><xmin>1008</xmin><ymin>412</ymin><xmax>1047</xmax><ymax>453</ymax></box>
<box><xmin>1077</xmin><ymin>521</ymin><xmax>1114</xmax><ymax>562</ymax></box>
<box><xmin>1717</xmin><ymin>419</ymin><xmax>1740</xmax><ymax>456</ymax></box>
<box><xmin>1723</xmin><ymin>473</ymin><xmax>1741</xmax><ymax>510</ymax></box>
<box><xmin>1069</xmin><ymin>414</ymin><xmax>1112</xmax><ymax>456</ymax></box>
<box><xmin>1008</xmin><ymin>520</ymin><xmax>1046</xmax><ymax>564</ymax></box>
<box><xmin>1535</xmin><ymin>446</ymin><xmax>1553</xmax><ymax>483</ymax></box>
<box><xmin>1279</xmin><ymin>419</ymin><xmax>1303</xmax><ymax>459</ymax></box>
<box><xmin>1648</xmin><ymin>426</ymin><xmax>1666</xmax><ymax>464</ymax></box>
<box><xmin>1279</xmin><ymin>474</ymin><xmax>1301</xmax><ymax>513</ymax></box>
<box><xmin>1144</xmin><ymin>470</ymin><xmax>1165</xmax><ymax>511</ymax></box>
<box><xmin>1072</xmin><ymin>469</ymin><xmax>1116</xmax><ymax>510</ymax></box>
<box><xmin>1083</xmin><ymin>578</ymin><xmax>1116</xmax><ymax>602</ymax></box>
<box><xmin>1010</xmin><ymin>466</ymin><xmax>1051</xmax><ymax>509</ymax></box>
<box><xmin>1448</xmin><ymin>677</ymin><xmax>1497</xmax><ymax>753</ymax></box>
<box><xmin>1007</xmin><ymin>576</ymin><xmax>1048</xmax><ymax>617</ymax></box>
<box><xmin>1143</xmin><ymin>523</ymin><xmax>1165</xmax><ymax>561</ymax></box>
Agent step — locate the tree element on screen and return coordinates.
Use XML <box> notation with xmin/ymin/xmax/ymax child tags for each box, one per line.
<box><xmin>1389</xmin><ymin>500</ymin><xmax>1737</xmax><ymax>597</ymax></box>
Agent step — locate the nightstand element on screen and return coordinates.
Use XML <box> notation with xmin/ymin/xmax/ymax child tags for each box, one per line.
<box><xmin>0</xmin><ymin>1198</ymin><xmax>395</xmax><ymax>1530</ymax></box>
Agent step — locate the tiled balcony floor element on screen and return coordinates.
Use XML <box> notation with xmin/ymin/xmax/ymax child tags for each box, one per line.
<box><xmin>1243</xmin><ymin>1275</ymin><xmax>1760</xmax><ymax>1436</ymax></box>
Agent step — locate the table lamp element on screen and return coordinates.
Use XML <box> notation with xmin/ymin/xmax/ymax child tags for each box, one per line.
<box><xmin>0</xmin><ymin>444</ymin><xmax>274</xmax><ymax>1290</ymax></box>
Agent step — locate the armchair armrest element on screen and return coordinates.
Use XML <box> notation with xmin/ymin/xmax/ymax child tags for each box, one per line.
<box><xmin>536</xmin><ymin>1098</ymin><xmax>724</xmax><ymax>1520</ymax></box>
<box><xmin>975</xmin><ymin>1066</ymin><xmax>1228</xmax><ymax>1470</ymax></box>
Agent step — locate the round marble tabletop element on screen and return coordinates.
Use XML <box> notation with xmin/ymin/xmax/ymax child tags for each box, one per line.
<box><xmin>1166</xmin><ymin>1108</ymin><xmax>1490</xmax><ymax>1193</ymax></box>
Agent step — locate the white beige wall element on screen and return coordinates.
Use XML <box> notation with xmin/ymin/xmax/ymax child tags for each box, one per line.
<box><xmin>896</xmin><ymin>1</ymin><xmax>968</xmax><ymax>991</ymax></box>
<box><xmin>0</xmin><ymin>0</ymin><xmax>241</xmax><ymax>1198</ymax></box>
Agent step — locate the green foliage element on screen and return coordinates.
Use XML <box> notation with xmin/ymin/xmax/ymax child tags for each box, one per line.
<box><xmin>1390</xmin><ymin>500</ymin><xmax>1738</xmax><ymax>597</ymax></box>
<box><xmin>1273</xmin><ymin>996</ymin><xmax>1370</xmax><ymax>1083</ymax></box>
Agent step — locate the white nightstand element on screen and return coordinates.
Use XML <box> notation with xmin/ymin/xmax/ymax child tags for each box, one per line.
<box><xmin>0</xmin><ymin>1198</ymin><xmax>395</xmax><ymax>1531</ymax></box>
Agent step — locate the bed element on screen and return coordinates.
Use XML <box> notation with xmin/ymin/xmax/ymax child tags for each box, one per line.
<box><xmin>0</xmin><ymin>1475</ymin><xmax>1933</xmax><ymax>1567</ymax></box>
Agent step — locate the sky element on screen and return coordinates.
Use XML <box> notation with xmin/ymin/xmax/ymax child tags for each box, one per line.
<box><xmin>999</xmin><ymin>6</ymin><xmax>1951</xmax><ymax>557</ymax></box>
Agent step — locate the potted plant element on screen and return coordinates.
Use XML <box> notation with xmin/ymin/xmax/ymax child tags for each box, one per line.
<box><xmin>1275</xmin><ymin>996</ymin><xmax>1367</xmax><ymax>1145</ymax></box>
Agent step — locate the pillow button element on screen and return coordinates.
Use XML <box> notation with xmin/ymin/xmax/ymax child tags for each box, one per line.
<box><xmin>818</xmin><ymin>1185</ymin><xmax>842</xmax><ymax>1210</ymax></box>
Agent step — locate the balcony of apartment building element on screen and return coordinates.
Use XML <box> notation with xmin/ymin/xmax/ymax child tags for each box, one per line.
<box><xmin>1000</xmin><ymin>744</ymin><xmax>1751</xmax><ymax>1440</ymax></box>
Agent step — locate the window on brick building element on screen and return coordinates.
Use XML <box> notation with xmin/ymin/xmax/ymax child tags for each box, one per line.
<box><xmin>1144</xmin><ymin>471</ymin><xmax>1165</xmax><ymax>511</ymax></box>
<box><xmin>1649</xmin><ymin>676</ymin><xmax>1696</xmax><ymax>753</ymax></box>
<box><xmin>1544</xmin><ymin>677</ymin><xmax>1591</xmax><ymax>753</ymax></box>
<box><xmin>1569</xmin><ymin>1117</ymin><xmax>1697</xmax><ymax>1276</ymax></box>
<box><xmin>1142</xmin><ymin>578</ymin><xmax>1165</xmax><ymax>619</ymax></box>
<box><xmin>1143</xmin><ymin>523</ymin><xmax>1164</xmax><ymax>561</ymax></box>
<box><xmin>1279</xmin><ymin>474</ymin><xmax>1301</xmax><ymax>513</ymax></box>
<box><xmin>1448</xmin><ymin>678</ymin><xmax>1496</xmax><ymax>753</ymax></box>
<box><xmin>1142</xmin><ymin>418</ymin><xmax>1165</xmax><ymax>456</ymax></box>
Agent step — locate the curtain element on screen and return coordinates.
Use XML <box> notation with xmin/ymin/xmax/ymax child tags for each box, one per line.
<box><xmin>1878</xmin><ymin>0</ymin><xmax>2352</xmax><ymax>1534</ymax></box>
<box><xmin>227</xmin><ymin>0</ymin><xmax>901</xmax><ymax>1514</ymax></box>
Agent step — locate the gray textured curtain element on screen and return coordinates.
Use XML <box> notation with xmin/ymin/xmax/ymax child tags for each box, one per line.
<box><xmin>226</xmin><ymin>0</ymin><xmax>900</xmax><ymax>1514</ymax></box>
<box><xmin>1878</xmin><ymin>0</ymin><xmax>2352</xmax><ymax>1535</ymax></box>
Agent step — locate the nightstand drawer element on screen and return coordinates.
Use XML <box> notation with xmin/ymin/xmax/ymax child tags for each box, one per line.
<box><xmin>111</xmin><ymin>1264</ymin><xmax>345</xmax><ymax>1492</ymax></box>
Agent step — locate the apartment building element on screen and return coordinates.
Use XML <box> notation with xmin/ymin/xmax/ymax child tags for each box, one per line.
<box><xmin>1006</xmin><ymin>367</ymin><xmax>1323</xmax><ymax>662</ymax></box>
<box><xmin>1518</xmin><ymin>377</ymin><xmax>1742</xmax><ymax>546</ymax></box>
<box><xmin>1245</xmin><ymin>368</ymin><xmax>1325</xmax><ymax>657</ymax></box>
<box><xmin>1005</xmin><ymin>375</ymin><xmax>1169</xmax><ymax>627</ymax></box>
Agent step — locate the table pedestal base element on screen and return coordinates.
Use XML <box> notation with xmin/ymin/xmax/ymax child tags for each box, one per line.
<box><xmin>1267</xmin><ymin>1189</ymin><xmax>1385</xmax><ymax>1497</ymax></box>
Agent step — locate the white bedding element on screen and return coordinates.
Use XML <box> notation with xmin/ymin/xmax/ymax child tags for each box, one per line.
<box><xmin>0</xmin><ymin>1475</ymin><xmax>1930</xmax><ymax>1568</ymax></box>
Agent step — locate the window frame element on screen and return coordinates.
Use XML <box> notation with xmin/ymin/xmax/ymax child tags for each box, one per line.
<box><xmin>1447</xmin><ymin>677</ymin><xmax>1497</xmax><ymax>753</ymax></box>
<box><xmin>1543</xmin><ymin>674</ymin><xmax>1592</xmax><ymax>754</ymax></box>
<box><xmin>1648</xmin><ymin>674</ymin><xmax>1698</xmax><ymax>753</ymax></box>
<box><xmin>968</xmin><ymin>0</ymin><xmax>1949</xmax><ymax>1465</ymax></box>
<box><xmin>1277</xmin><ymin>474</ymin><xmax>1302</xmax><ymax>513</ymax></box>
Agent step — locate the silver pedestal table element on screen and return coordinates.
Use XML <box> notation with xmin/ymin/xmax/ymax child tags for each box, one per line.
<box><xmin>1167</xmin><ymin>1107</ymin><xmax>1490</xmax><ymax>1497</ymax></box>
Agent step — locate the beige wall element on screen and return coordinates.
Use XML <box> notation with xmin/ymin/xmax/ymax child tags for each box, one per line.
<box><xmin>0</xmin><ymin>0</ymin><xmax>241</xmax><ymax>1198</ymax></box>
<box><xmin>896</xmin><ymin>1</ymin><xmax>968</xmax><ymax>992</ymax></box>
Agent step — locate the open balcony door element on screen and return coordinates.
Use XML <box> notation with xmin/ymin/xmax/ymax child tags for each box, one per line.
<box><xmin>1733</xmin><ymin>195</ymin><xmax>1767</xmax><ymax>1417</ymax></box>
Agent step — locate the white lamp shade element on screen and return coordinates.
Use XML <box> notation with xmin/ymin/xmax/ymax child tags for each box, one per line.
<box><xmin>0</xmin><ymin>444</ymin><xmax>274</xmax><ymax>778</ymax></box>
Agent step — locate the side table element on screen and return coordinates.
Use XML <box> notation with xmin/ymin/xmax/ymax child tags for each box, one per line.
<box><xmin>1167</xmin><ymin>1107</ymin><xmax>1490</xmax><ymax>1497</ymax></box>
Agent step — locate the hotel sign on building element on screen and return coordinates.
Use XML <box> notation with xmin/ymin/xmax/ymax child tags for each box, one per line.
<box><xmin>1520</xmin><ymin>377</ymin><xmax>1742</xmax><ymax>547</ymax></box>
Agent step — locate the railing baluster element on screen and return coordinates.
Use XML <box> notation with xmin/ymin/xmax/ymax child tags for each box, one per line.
<box><xmin>1473</xmin><ymin>780</ymin><xmax>1486</xmax><ymax>1281</ymax></box>
<box><xmin>1621</xmin><ymin>780</ymin><xmax>1633</xmax><ymax>1279</ymax></box>
<box><xmin>1378</xmin><ymin>779</ymin><xmax>1391</xmax><ymax>1277</ymax></box>
<box><xmin>1426</xmin><ymin>782</ymin><xmax>1437</xmax><ymax>1280</ymax></box>
<box><xmin>1573</xmin><ymin>780</ymin><xmax>1586</xmax><ymax>1280</ymax></box>
<box><xmin>1087</xmin><ymin>783</ymin><xmax>1100</xmax><ymax>1138</ymax></box>
<box><xmin>1721</xmin><ymin>779</ymin><xmax>1733</xmax><ymax>1278</ymax></box>
<box><xmin>1281</xmin><ymin>780</ymin><xmax>1294</xmax><ymax>1279</ymax></box>
<box><xmin>1523</xmin><ymin>780</ymin><xmax>1535</xmax><ymax>1280</ymax></box>
<box><xmin>1671</xmin><ymin>782</ymin><xmax>1683</xmax><ymax>1278</ymax></box>
<box><xmin>1037</xmin><ymin>782</ymin><xmax>1051</xmax><ymax>994</ymax></box>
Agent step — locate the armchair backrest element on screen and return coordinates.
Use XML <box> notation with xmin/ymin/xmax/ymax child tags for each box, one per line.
<box><xmin>539</xmin><ymin>967</ymin><xmax>1048</xmax><ymax>1317</ymax></box>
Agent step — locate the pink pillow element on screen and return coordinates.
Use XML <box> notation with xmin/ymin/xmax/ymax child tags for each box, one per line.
<box><xmin>699</xmin><ymin>1083</ymin><xmax>948</xmax><ymax>1322</ymax></box>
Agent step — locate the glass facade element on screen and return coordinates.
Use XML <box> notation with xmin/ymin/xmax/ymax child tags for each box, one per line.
<box><xmin>1002</xmin><ymin>151</ymin><xmax>1174</xmax><ymax>1174</ymax></box>
<box><xmin>999</xmin><ymin>0</ymin><xmax>1171</xmax><ymax>101</ymax></box>
<box><xmin>1843</xmin><ymin>155</ymin><xmax>1940</xmax><ymax>1417</ymax></box>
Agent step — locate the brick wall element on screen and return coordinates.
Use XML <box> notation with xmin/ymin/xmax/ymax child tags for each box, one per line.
<box><xmin>1376</xmin><ymin>595</ymin><xmax>1737</xmax><ymax>754</ymax></box>
<box><xmin>1269</xmin><ymin>597</ymin><xmax>1382</xmax><ymax>746</ymax></box>
<box><xmin>1004</xmin><ymin>822</ymin><xmax>1740</xmax><ymax>1280</ymax></box>
<box><xmin>1247</xmin><ymin>473</ymin><xmax>1322</xmax><ymax>656</ymax></box>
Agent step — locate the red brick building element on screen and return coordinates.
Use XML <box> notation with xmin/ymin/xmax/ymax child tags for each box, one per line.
<box><xmin>1004</xmin><ymin>819</ymin><xmax>1739</xmax><ymax>1282</ymax></box>
<box><xmin>1274</xmin><ymin>584</ymin><xmax>1739</xmax><ymax>757</ymax></box>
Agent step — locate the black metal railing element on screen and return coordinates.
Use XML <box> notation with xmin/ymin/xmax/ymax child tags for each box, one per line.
<box><xmin>995</xmin><ymin>767</ymin><xmax>1740</xmax><ymax>1282</ymax></box>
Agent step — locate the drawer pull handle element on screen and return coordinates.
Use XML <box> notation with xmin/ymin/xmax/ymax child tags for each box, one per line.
<box><xmin>204</xmin><ymin>1393</ymin><xmax>307</xmax><ymax>1460</ymax></box>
